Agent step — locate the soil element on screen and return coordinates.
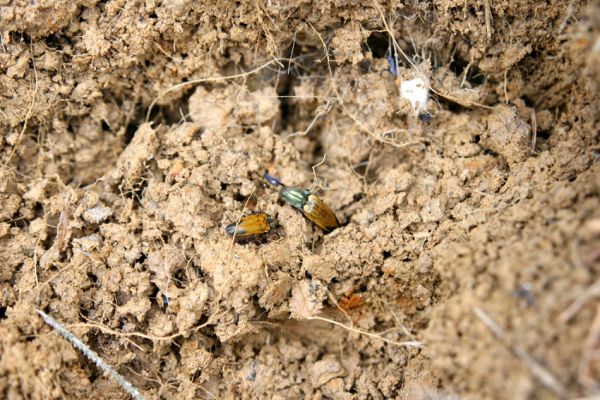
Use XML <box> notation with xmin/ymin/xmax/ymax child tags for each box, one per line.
<box><xmin>1</xmin><ymin>1</ymin><xmax>599</xmax><ymax>399</ymax></box>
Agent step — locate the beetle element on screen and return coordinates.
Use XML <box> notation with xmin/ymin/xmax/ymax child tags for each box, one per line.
<box><xmin>263</xmin><ymin>172</ymin><xmax>340</xmax><ymax>233</ymax></box>
<box><xmin>225</xmin><ymin>212</ymin><xmax>278</xmax><ymax>238</ymax></box>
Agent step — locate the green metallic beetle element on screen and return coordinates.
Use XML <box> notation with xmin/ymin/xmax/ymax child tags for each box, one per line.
<box><xmin>264</xmin><ymin>172</ymin><xmax>340</xmax><ymax>233</ymax></box>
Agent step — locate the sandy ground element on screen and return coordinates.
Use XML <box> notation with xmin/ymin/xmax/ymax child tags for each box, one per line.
<box><xmin>1</xmin><ymin>1</ymin><xmax>599</xmax><ymax>399</ymax></box>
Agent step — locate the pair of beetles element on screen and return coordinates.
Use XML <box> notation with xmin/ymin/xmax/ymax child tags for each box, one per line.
<box><xmin>225</xmin><ymin>172</ymin><xmax>340</xmax><ymax>239</ymax></box>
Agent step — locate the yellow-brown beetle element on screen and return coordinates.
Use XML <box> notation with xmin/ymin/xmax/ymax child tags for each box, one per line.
<box><xmin>226</xmin><ymin>213</ymin><xmax>278</xmax><ymax>238</ymax></box>
<box><xmin>264</xmin><ymin>172</ymin><xmax>340</xmax><ymax>233</ymax></box>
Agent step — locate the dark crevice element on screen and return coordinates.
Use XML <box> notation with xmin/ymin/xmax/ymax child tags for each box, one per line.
<box><xmin>79</xmin><ymin>303</ymin><xmax>90</xmax><ymax>319</ymax></box>
<box><xmin>123</xmin><ymin>122</ymin><xmax>138</xmax><ymax>145</ymax></box>
<box><xmin>120</xmin><ymin>177</ymin><xmax>149</xmax><ymax>204</ymax></box>
<box><xmin>33</xmin><ymin>202</ymin><xmax>44</xmax><ymax>219</ymax></box>
<box><xmin>352</xmin><ymin>192</ymin><xmax>366</xmax><ymax>203</ymax></box>
<box><xmin>482</xmin><ymin>148</ymin><xmax>500</xmax><ymax>158</ymax></box>
<box><xmin>135</xmin><ymin>252</ymin><xmax>147</xmax><ymax>266</ymax></box>
<box><xmin>87</xmin><ymin>272</ymin><xmax>98</xmax><ymax>284</ymax></box>
<box><xmin>536</xmin><ymin>130</ymin><xmax>551</xmax><ymax>140</ymax></box>
<box><xmin>151</xmin><ymin>92</ymin><xmax>191</xmax><ymax>126</ymax></box>
<box><xmin>173</xmin><ymin>269</ymin><xmax>188</xmax><ymax>289</ymax></box>
<box><xmin>149</xmin><ymin>283</ymin><xmax>161</xmax><ymax>304</ymax></box>
<box><xmin>449</xmin><ymin>56</ymin><xmax>485</xmax><ymax>86</ymax></box>
<box><xmin>276</xmin><ymin>44</ymin><xmax>297</xmax><ymax>132</ymax></box>
<box><xmin>522</xmin><ymin>95</ymin><xmax>536</xmax><ymax>108</ymax></box>
<box><xmin>443</xmin><ymin>97</ymin><xmax>465</xmax><ymax>113</ymax></box>
<box><xmin>233</xmin><ymin>192</ymin><xmax>246</xmax><ymax>202</ymax></box>
<box><xmin>366</xmin><ymin>32</ymin><xmax>390</xmax><ymax>58</ymax></box>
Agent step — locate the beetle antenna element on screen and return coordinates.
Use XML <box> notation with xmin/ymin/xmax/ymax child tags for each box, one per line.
<box><xmin>263</xmin><ymin>171</ymin><xmax>285</xmax><ymax>187</ymax></box>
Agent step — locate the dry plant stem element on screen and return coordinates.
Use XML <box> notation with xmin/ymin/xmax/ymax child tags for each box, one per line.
<box><xmin>472</xmin><ymin>306</ymin><xmax>568</xmax><ymax>398</ymax></box>
<box><xmin>579</xmin><ymin>304</ymin><xmax>600</xmax><ymax>390</ymax></box>
<box><xmin>310</xmin><ymin>153</ymin><xmax>327</xmax><ymax>192</ymax></box>
<box><xmin>559</xmin><ymin>278</ymin><xmax>600</xmax><ymax>323</ymax></box>
<box><xmin>483</xmin><ymin>0</ymin><xmax>493</xmax><ymax>42</ymax></box>
<box><xmin>372</xmin><ymin>0</ymin><xmax>417</xmax><ymax>70</ymax></box>
<box><xmin>308</xmin><ymin>316</ymin><xmax>423</xmax><ymax>348</ymax></box>
<box><xmin>503</xmin><ymin>69</ymin><xmax>510</xmax><ymax>104</ymax></box>
<box><xmin>37</xmin><ymin>310</ymin><xmax>146</xmax><ymax>400</ymax></box>
<box><xmin>289</xmin><ymin>101</ymin><xmax>332</xmax><ymax>138</ymax></box>
<box><xmin>326</xmin><ymin>289</ymin><xmax>354</xmax><ymax>327</ymax></box>
<box><xmin>384</xmin><ymin>300</ymin><xmax>414</xmax><ymax>339</ymax></box>
<box><xmin>4</xmin><ymin>44</ymin><xmax>38</xmax><ymax>167</ymax></box>
<box><xmin>531</xmin><ymin>109</ymin><xmax>538</xmax><ymax>151</ymax></box>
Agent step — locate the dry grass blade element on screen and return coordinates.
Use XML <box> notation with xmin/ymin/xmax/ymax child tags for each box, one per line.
<box><xmin>559</xmin><ymin>278</ymin><xmax>600</xmax><ymax>323</ymax></box>
<box><xmin>472</xmin><ymin>306</ymin><xmax>568</xmax><ymax>398</ymax></box>
<box><xmin>578</xmin><ymin>304</ymin><xmax>600</xmax><ymax>391</ymax></box>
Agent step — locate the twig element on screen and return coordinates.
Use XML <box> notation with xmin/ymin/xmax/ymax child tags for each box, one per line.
<box><xmin>531</xmin><ymin>109</ymin><xmax>537</xmax><ymax>151</ymax></box>
<box><xmin>483</xmin><ymin>0</ymin><xmax>493</xmax><ymax>43</ymax></box>
<box><xmin>559</xmin><ymin>278</ymin><xmax>600</xmax><ymax>323</ymax></box>
<box><xmin>310</xmin><ymin>153</ymin><xmax>327</xmax><ymax>192</ymax></box>
<box><xmin>307</xmin><ymin>315</ymin><xmax>423</xmax><ymax>348</ymax></box>
<box><xmin>472</xmin><ymin>306</ymin><xmax>568</xmax><ymax>398</ymax></box>
<box><xmin>579</xmin><ymin>304</ymin><xmax>600</xmax><ymax>391</ymax></box>
<box><xmin>326</xmin><ymin>289</ymin><xmax>354</xmax><ymax>327</ymax></box>
<box><xmin>4</xmin><ymin>42</ymin><xmax>38</xmax><ymax>167</ymax></box>
<box><xmin>288</xmin><ymin>32</ymin><xmax>296</xmax><ymax>75</ymax></box>
<box><xmin>37</xmin><ymin>310</ymin><xmax>146</xmax><ymax>400</ymax></box>
<box><xmin>372</xmin><ymin>0</ymin><xmax>418</xmax><ymax>70</ymax></box>
<box><xmin>384</xmin><ymin>300</ymin><xmax>414</xmax><ymax>339</ymax></box>
<box><xmin>288</xmin><ymin>101</ymin><xmax>333</xmax><ymax>138</ymax></box>
<box><xmin>503</xmin><ymin>68</ymin><xmax>509</xmax><ymax>104</ymax></box>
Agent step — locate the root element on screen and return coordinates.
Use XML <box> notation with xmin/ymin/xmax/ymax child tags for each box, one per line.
<box><xmin>67</xmin><ymin>315</ymin><xmax>216</xmax><ymax>343</ymax></box>
<box><xmin>308</xmin><ymin>23</ymin><xmax>420</xmax><ymax>149</ymax></box>
<box><xmin>307</xmin><ymin>315</ymin><xmax>423</xmax><ymax>348</ymax></box>
<box><xmin>374</xmin><ymin>0</ymin><xmax>492</xmax><ymax>110</ymax></box>
<box><xmin>145</xmin><ymin>58</ymin><xmax>283</xmax><ymax>122</ymax></box>
<box><xmin>3</xmin><ymin>43</ymin><xmax>38</xmax><ymax>168</ymax></box>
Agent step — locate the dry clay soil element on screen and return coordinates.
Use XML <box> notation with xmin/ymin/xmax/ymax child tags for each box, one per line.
<box><xmin>1</xmin><ymin>1</ymin><xmax>599</xmax><ymax>399</ymax></box>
